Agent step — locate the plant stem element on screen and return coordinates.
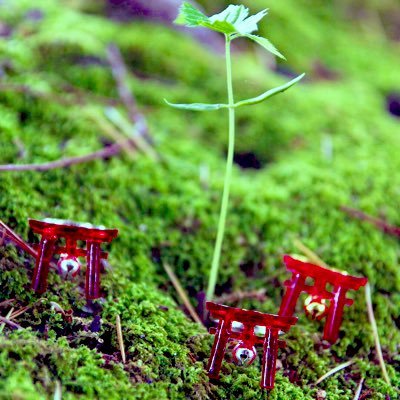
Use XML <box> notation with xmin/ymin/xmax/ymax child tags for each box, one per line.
<box><xmin>206</xmin><ymin>36</ymin><xmax>235</xmax><ymax>301</ymax></box>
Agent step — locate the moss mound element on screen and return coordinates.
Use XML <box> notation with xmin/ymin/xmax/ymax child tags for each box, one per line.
<box><xmin>0</xmin><ymin>0</ymin><xmax>399</xmax><ymax>398</ymax></box>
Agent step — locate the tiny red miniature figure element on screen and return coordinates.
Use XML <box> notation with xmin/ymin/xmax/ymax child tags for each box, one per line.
<box><xmin>279</xmin><ymin>255</ymin><xmax>368</xmax><ymax>344</ymax></box>
<box><xmin>206</xmin><ymin>301</ymin><xmax>297</xmax><ymax>389</ymax></box>
<box><xmin>29</xmin><ymin>218</ymin><xmax>118</xmax><ymax>299</ymax></box>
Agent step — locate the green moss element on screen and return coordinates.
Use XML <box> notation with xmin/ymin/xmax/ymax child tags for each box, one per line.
<box><xmin>0</xmin><ymin>0</ymin><xmax>399</xmax><ymax>398</ymax></box>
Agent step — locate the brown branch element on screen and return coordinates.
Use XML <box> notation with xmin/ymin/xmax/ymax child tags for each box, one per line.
<box><xmin>0</xmin><ymin>299</ymin><xmax>15</xmax><ymax>308</ymax></box>
<box><xmin>163</xmin><ymin>263</ymin><xmax>203</xmax><ymax>325</ymax></box>
<box><xmin>12</xmin><ymin>138</ymin><xmax>27</xmax><ymax>159</ymax></box>
<box><xmin>0</xmin><ymin>315</ymin><xmax>22</xmax><ymax>330</ymax></box>
<box><xmin>0</xmin><ymin>220</ymin><xmax>37</xmax><ymax>257</ymax></box>
<box><xmin>293</xmin><ymin>238</ymin><xmax>330</xmax><ymax>268</ymax></box>
<box><xmin>106</xmin><ymin>44</ymin><xmax>153</xmax><ymax>145</ymax></box>
<box><xmin>10</xmin><ymin>304</ymin><xmax>33</xmax><ymax>320</ymax></box>
<box><xmin>116</xmin><ymin>315</ymin><xmax>126</xmax><ymax>364</ymax></box>
<box><xmin>365</xmin><ymin>283</ymin><xmax>391</xmax><ymax>385</ymax></box>
<box><xmin>353</xmin><ymin>378</ymin><xmax>364</xmax><ymax>400</ymax></box>
<box><xmin>0</xmin><ymin>221</ymin><xmax>54</xmax><ymax>271</ymax></box>
<box><xmin>85</xmin><ymin>111</ymin><xmax>137</xmax><ymax>160</ymax></box>
<box><xmin>104</xmin><ymin>107</ymin><xmax>160</xmax><ymax>161</ymax></box>
<box><xmin>0</xmin><ymin>308</ymin><xmax>14</xmax><ymax>334</ymax></box>
<box><xmin>314</xmin><ymin>359</ymin><xmax>356</xmax><ymax>385</ymax></box>
<box><xmin>0</xmin><ymin>229</ymin><xmax>5</xmax><ymax>247</ymax></box>
<box><xmin>341</xmin><ymin>206</ymin><xmax>400</xmax><ymax>237</ymax></box>
<box><xmin>0</xmin><ymin>142</ymin><xmax>122</xmax><ymax>172</ymax></box>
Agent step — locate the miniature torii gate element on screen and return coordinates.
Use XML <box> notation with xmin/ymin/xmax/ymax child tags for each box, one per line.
<box><xmin>206</xmin><ymin>301</ymin><xmax>297</xmax><ymax>389</ymax></box>
<box><xmin>29</xmin><ymin>219</ymin><xmax>118</xmax><ymax>299</ymax></box>
<box><xmin>279</xmin><ymin>255</ymin><xmax>367</xmax><ymax>344</ymax></box>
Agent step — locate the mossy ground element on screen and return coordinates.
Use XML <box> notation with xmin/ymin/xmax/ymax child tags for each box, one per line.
<box><xmin>0</xmin><ymin>0</ymin><xmax>399</xmax><ymax>398</ymax></box>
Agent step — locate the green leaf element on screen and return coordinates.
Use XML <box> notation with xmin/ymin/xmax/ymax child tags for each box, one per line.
<box><xmin>234</xmin><ymin>9</ymin><xmax>268</xmax><ymax>34</ymax></box>
<box><xmin>209</xmin><ymin>5</ymin><xmax>249</xmax><ymax>25</ymax></box>
<box><xmin>164</xmin><ymin>99</ymin><xmax>228</xmax><ymax>111</ymax></box>
<box><xmin>174</xmin><ymin>2</ymin><xmax>209</xmax><ymax>27</ymax></box>
<box><xmin>244</xmin><ymin>34</ymin><xmax>285</xmax><ymax>59</ymax></box>
<box><xmin>201</xmin><ymin>20</ymin><xmax>237</xmax><ymax>34</ymax></box>
<box><xmin>174</xmin><ymin>3</ymin><xmax>268</xmax><ymax>35</ymax></box>
<box><xmin>233</xmin><ymin>73</ymin><xmax>305</xmax><ymax>107</ymax></box>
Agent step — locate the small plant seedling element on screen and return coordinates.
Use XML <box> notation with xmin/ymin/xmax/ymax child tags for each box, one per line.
<box><xmin>166</xmin><ymin>3</ymin><xmax>305</xmax><ymax>300</ymax></box>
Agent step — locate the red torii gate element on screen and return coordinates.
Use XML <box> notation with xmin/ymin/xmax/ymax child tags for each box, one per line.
<box><xmin>279</xmin><ymin>255</ymin><xmax>367</xmax><ymax>344</ymax></box>
<box><xmin>206</xmin><ymin>301</ymin><xmax>297</xmax><ymax>389</ymax></box>
<box><xmin>29</xmin><ymin>218</ymin><xmax>118</xmax><ymax>299</ymax></box>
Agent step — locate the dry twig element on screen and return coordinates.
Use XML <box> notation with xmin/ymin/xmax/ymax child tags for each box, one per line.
<box><xmin>0</xmin><ymin>143</ymin><xmax>122</xmax><ymax>172</ymax></box>
<box><xmin>365</xmin><ymin>283</ymin><xmax>391</xmax><ymax>385</ymax></box>
<box><xmin>10</xmin><ymin>304</ymin><xmax>33</xmax><ymax>320</ymax></box>
<box><xmin>353</xmin><ymin>378</ymin><xmax>364</xmax><ymax>400</ymax></box>
<box><xmin>293</xmin><ymin>238</ymin><xmax>329</xmax><ymax>268</ymax></box>
<box><xmin>104</xmin><ymin>107</ymin><xmax>159</xmax><ymax>161</ymax></box>
<box><xmin>0</xmin><ymin>315</ymin><xmax>22</xmax><ymax>330</ymax></box>
<box><xmin>106</xmin><ymin>44</ymin><xmax>152</xmax><ymax>144</ymax></box>
<box><xmin>0</xmin><ymin>308</ymin><xmax>14</xmax><ymax>334</ymax></box>
<box><xmin>0</xmin><ymin>52</ymin><xmax>156</xmax><ymax>172</ymax></box>
<box><xmin>315</xmin><ymin>359</ymin><xmax>355</xmax><ymax>385</ymax></box>
<box><xmin>116</xmin><ymin>315</ymin><xmax>126</xmax><ymax>364</ymax></box>
<box><xmin>0</xmin><ymin>299</ymin><xmax>15</xmax><ymax>308</ymax></box>
<box><xmin>0</xmin><ymin>229</ymin><xmax>5</xmax><ymax>247</ymax></box>
<box><xmin>53</xmin><ymin>380</ymin><xmax>62</xmax><ymax>400</ymax></box>
<box><xmin>341</xmin><ymin>206</ymin><xmax>400</xmax><ymax>237</ymax></box>
<box><xmin>163</xmin><ymin>263</ymin><xmax>203</xmax><ymax>325</ymax></box>
<box><xmin>0</xmin><ymin>220</ymin><xmax>59</xmax><ymax>271</ymax></box>
<box><xmin>0</xmin><ymin>219</ymin><xmax>37</xmax><ymax>257</ymax></box>
<box><xmin>106</xmin><ymin>44</ymin><xmax>160</xmax><ymax>162</ymax></box>
<box><xmin>85</xmin><ymin>111</ymin><xmax>137</xmax><ymax>160</ymax></box>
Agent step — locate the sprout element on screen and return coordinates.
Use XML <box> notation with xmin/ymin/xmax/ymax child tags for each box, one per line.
<box><xmin>166</xmin><ymin>3</ymin><xmax>305</xmax><ymax>300</ymax></box>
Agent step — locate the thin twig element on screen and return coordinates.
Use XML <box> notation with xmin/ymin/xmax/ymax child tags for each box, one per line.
<box><xmin>0</xmin><ymin>308</ymin><xmax>14</xmax><ymax>334</ymax></box>
<box><xmin>341</xmin><ymin>206</ymin><xmax>400</xmax><ymax>237</ymax></box>
<box><xmin>116</xmin><ymin>315</ymin><xmax>126</xmax><ymax>364</ymax></box>
<box><xmin>163</xmin><ymin>263</ymin><xmax>203</xmax><ymax>325</ymax></box>
<box><xmin>0</xmin><ymin>315</ymin><xmax>22</xmax><ymax>330</ymax></box>
<box><xmin>353</xmin><ymin>378</ymin><xmax>364</xmax><ymax>400</ymax></box>
<box><xmin>0</xmin><ymin>299</ymin><xmax>15</xmax><ymax>308</ymax></box>
<box><xmin>106</xmin><ymin>43</ymin><xmax>153</xmax><ymax>145</ymax></box>
<box><xmin>53</xmin><ymin>380</ymin><xmax>62</xmax><ymax>400</ymax></box>
<box><xmin>315</xmin><ymin>359</ymin><xmax>355</xmax><ymax>385</ymax></box>
<box><xmin>365</xmin><ymin>283</ymin><xmax>391</xmax><ymax>385</ymax></box>
<box><xmin>10</xmin><ymin>304</ymin><xmax>32</xmax><ymax>320</ymax></box>
<box><xmin>85</xmin><ymin>110</ymin><xmax>137</xmax><ymax>160</ymax></box>
<box><xmin>0</xmin><ymin>143</ymin><xmax>122</xmax><ymax>172</ymax></box>
<box><xmin>293</xmin><ymin>238</ymin><xmax>329</xmax><ymax>268</ymax></box>
<box><xmin>104</xmin><ymin>107</ymin><xmax>159</xmax><ymax>161</ymax></box>
<box><xmin>13</xmin><ymin>137</ymin><xmax>27</xmax><ymax>159</ymax></box>
<box><xmin>0</xmin><ymin>229</ymin><xmax>4</xmax><ymax>247</ymax></box>
<box><xmin>214</xmin><ymin>289</ymin><xmax>267</xmax><ymax>305</ymax></box>
<box><xmin>0</xmin><ymin>219</ymin><xmax>37</xmax><ymax>257</ymax></box>
<box><xmin>0</xmin><ymin>220</ymin><xmax>58</xmax><ymax>271</ymax></box>
<box><xmin>10</xmin><ymin>298</ymin><xmax>46</xmax><ymax>320</ymax></box>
